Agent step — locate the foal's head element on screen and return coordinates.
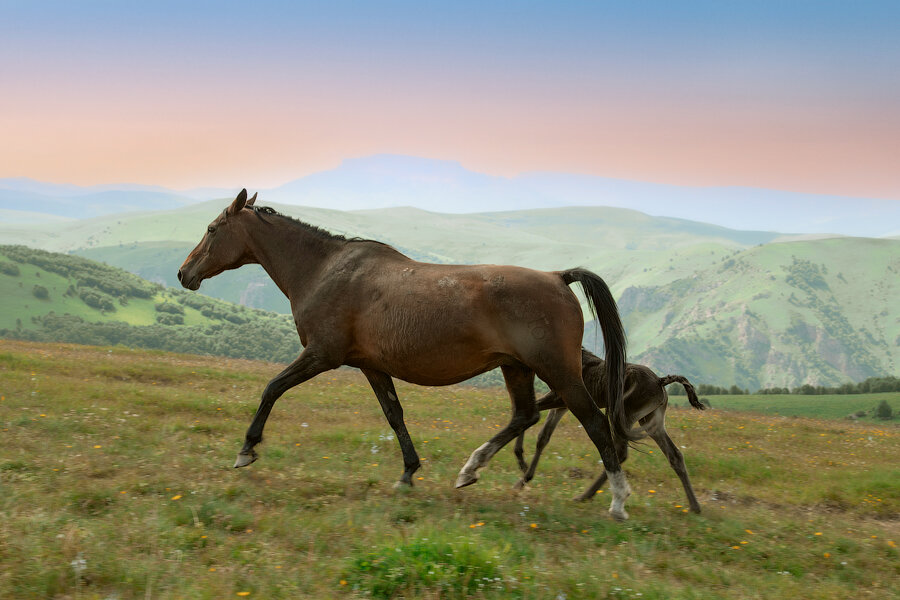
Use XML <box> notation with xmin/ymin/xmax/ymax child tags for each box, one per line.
<box><xmin>177</xmin><ymin>189</ymin><xmax>257</xmax><ymax>290</ymax></box>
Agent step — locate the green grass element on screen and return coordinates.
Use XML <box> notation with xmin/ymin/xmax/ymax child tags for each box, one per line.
<box><xmin>1</xmin><ymin>340</ymin><xmax>898</xmax><ymax>599</ymax></box>
<box><xmin>705</xmin><ymin>393</ymin><xmax>899</xmax><ymax>422</ymax></box>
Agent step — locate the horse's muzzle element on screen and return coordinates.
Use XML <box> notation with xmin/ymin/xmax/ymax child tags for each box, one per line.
<box><xmin>177</xmin><ymin>268</ymin><xmax>201</xmax><ymax>290</ymax></box>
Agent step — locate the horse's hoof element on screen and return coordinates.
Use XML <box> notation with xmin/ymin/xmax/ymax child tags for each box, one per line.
<box><xmin>233</xmin><ymin>450</ymin><xmax>258</xmax><ymax>468</ymax></box>
<box><xmin>608</xmin><ymin>507</ymin><xmax>629</xmax><ymax>522</ymax></box>
<box><xmin>574</xmin><ymin>492</ymin><xmax>594</xmax><ymax>502</ymax></box>
<box><xmin>512</xmin><ymin>479</ymin><xmax>526</xmax><ymax>491</ymax></box>
<box><xmin>690</xmin><ymin>505</ymin><xmax>702</xmax><ymax>514</ymax></box>
<box><xmin>454</xmin><ymin>472</ymin><xmax>478</xmax><ymax>489</ymax></box>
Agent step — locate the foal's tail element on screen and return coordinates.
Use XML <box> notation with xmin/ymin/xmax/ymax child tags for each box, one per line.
<box><xmin>659</xmin><ymin>374</ymin><xmax>705</xmax><ymax>410</ymax></box>
<box><xmin>561</xmin><ymin>268</ymin><xmax>639</xmax><ymax>442</ymax></box>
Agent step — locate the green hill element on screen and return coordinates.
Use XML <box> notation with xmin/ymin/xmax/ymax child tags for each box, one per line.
<box><xmin>23</xmin><ymin>200</ymin><xmax>762</xmax><ymax>312</ymax></box>
<box><xmin>2</xmin><ymin>201</ymin><xmax>897</xmax><ymax>388</ymax></box>
<box><xmin>609</xmin><ymin>237</ymin><xmax>899</xmax><ymax>389</ymax></box>
<box><xmin>0</xmin><ymin>245</ymin><xmax>301</xmax><ymax>363</ymax></box>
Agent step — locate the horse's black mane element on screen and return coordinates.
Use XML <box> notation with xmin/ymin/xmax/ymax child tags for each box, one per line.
<box><xmin>249</xmin><ymin>204</ymin><xmax>374</xmax><ymax>244</ymax></box>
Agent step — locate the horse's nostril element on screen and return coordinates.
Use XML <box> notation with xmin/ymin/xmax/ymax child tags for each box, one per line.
<box><xmin>177</xmin><ymin>269</ymin><xmax>183</xmax><ymax>282</ymax></box>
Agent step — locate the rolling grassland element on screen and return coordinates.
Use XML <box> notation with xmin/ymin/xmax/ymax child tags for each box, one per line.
<box><xmin>1</xmin><ymin>341</ymin><xmax>897</xmax><ymax>599</ymax></box>
<box><xmin>6</xmin><ymin>198</ymin><xmax>891</xmax><ymax>389</ymax></box>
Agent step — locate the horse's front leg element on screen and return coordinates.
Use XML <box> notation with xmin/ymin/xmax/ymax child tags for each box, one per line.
<box><xmin>235</xmin><ymin>348</ymin><xmax>335</xmax><ymax>468</ymax></box>
<box><xmin>362</xmin><ymin>369</ymin><xmax>421</xmax><ymax>488</ymax></box>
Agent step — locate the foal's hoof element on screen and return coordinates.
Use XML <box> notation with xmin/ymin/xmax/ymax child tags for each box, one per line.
<box><xmin>454</xmin><ymin>471</ymin><xmax>478</xmax><ymax>489</ymax></box>
<box><xmin>393</xmin><ymin>480</ymin><xmax>414</xmax><ymax>491</ymax></box>
<box><xmin>512</xmin><ymin>479</ymin><xmax>527</xmax><ymax>491</ymax></box>
<box><xmin>233</xmin><ymin>449</ymin><xmax>258</xmax><ymax>468</ymax></box>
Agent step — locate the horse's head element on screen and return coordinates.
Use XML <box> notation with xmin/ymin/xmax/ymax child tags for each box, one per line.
<box><xmin>177</xmin><ymin>189</ymin><xmax>258</xmax><ymax>290</ymax></box>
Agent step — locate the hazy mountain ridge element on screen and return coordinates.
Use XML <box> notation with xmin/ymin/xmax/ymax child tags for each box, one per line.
<box><xmin>4</xmin><ymin>154</ymin><xmax>899</xmax><ymax>236</ymax></box>
<box><xmin>0</xmin><ymin>179</ymin><xmax>199</xmax><ymax>220</ymax></box>
<box><xmin>1</xmin><ymin>169</ymin><xmax>897</xmax><ymax>388</ymax></box>
<box><xmin>263</xmin><ymin>156</ymin><xmax>900</xmax><ymax>237</ymax></box>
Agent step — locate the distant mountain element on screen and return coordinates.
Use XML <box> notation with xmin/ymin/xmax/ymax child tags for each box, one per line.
<box><xmin>0</xmin><ymin>177</ymin><xmax>202</xmax><ymax>220</ymax></box>
<box><xmin>263</xmin><ymin>155</ymin><xmax>900</xmax><ymax>238</ymax></box>
<box><xmin>3</xmin><ymin>155</ymin><xmax>899</xmax><ymax>236</ymax></box>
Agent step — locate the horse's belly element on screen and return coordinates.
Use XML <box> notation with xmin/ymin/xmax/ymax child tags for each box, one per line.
<box><xmin>350</xmin><ymin>305</ymin><xmax>509</xmax><ymax>385</ymax></box>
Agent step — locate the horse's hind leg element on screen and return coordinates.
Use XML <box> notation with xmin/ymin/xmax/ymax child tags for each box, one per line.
<box><xmin>455</xmin><ymin>364</ymin><xmax>539</xmax><ymax>488</ymax></box>
<box><xmin>551</xmin><ymin>380</ymin><xmax>631</xmax><ymax>520</ymax></box>
<box><xmin>362</xmin><ymin>369</ymin><xmax>421</xmax><ymax>488</ymax></box>
<box><xmin>574</xmin><ymin>438</ymin><xmax>628</xmax><ymax>501</ymax></box>
<box><xmin>236</xmin><ymin>348</ymin><xmax>334</xmax><ymax>467</ymax></box>
<box><xmin>513</xmin><ymin>407</ymin><xmax>568</xmax><ymax>490</ymax></box>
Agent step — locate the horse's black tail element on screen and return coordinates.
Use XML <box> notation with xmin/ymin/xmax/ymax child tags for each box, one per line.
<box><xmin>561</xmin><ymin>268</ymin><xmax>639</xmax><ymax>442</ymax></box>
<box><xmin>659</xmin><ymin>374</ymin><xmax>704</xmax><ymax>410</ymax></box>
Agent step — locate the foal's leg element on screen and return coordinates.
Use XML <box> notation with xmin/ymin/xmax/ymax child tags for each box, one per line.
<box><xmin>513</xmin><ymin>391</ymin><xmax>566</xmax><ymax>472</ymax></box>
<box><xmin>513</xmin><ymin>407</ymin><xmax>568</xmax><ymax>490</ymax></box>
<box><xmin>644</xmin><ymin>409</ymin><xmax>702</xmax><ymax>513</ymax></box>
<box><xmin>455</xmin><ymin>364</ymin><xmax>539</xmax><ymax>488</ymax></box>
<box><xmin>235</xmin><ymin>348</ymin><xmax>335</xmax><ymax>467</ymax></box>
<box><xmin>513</xmin><ymin>431</ymin><xmax>529</xmax><ymax>473</ymax></box>
<box><xmin>361</xmin><ymin>369</ymin><xmax>422</xmax><ymax>488</ymax></box>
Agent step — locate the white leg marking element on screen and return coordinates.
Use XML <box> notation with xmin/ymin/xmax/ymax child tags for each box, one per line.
<box><xmin>460</xmin><ymin>442</ymin><xmax>491</xmax><ymax>475</ymax></box>
<box><xmin>607</xmin><ymin>470</ymin><xmax>632</xmax><ymax>521</ymax></box>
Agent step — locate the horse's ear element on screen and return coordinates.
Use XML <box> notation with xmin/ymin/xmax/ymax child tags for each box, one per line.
<box><xmin>227</xmin><ymin>189</ymin><xmax>248</xmax><ymax>215</ymax></box>
<box><xmin>247</xmin><ymin>192</ymin><xmax>257</xmax><ymax>207</ymax></box>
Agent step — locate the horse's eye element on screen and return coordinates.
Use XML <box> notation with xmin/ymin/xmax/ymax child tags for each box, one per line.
<box><xmin>207</xmin><ymin>226</ymin><xmax>216</xmax><ymax>234</ymax></box>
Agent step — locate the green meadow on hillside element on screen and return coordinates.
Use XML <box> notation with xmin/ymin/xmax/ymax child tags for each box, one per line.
<box><xmin>0</xmin><ymin>245</ymin><xmax>301</xmax><ymax>363</ymax></box>
<box><xmin>1</xmin><ymin>341</ymin><xmax>897</xmax><ymax>599</ymax></box>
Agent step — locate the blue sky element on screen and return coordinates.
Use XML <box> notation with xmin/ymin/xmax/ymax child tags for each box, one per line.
<box><xmin>2</xmin><ymin>1</ymin><xmax>898</xmax><ymax>197</ymax></box>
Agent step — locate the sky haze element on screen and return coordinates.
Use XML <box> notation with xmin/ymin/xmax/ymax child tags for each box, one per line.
<box><xmin>2</xmin><ymin>1</ymin><xmax>899</xmax><ymax>201</ymax></box>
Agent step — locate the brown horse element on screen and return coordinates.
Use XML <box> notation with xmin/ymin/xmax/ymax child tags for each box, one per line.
<box><xmin>512</xmin><ymin>349</ymin><xmax>704</xmax><ymax>513</ymax></box>
<box><xmin>178</xmin><ymin>190</ymin><xmax>636</xmax><ymax>520</ymax></box>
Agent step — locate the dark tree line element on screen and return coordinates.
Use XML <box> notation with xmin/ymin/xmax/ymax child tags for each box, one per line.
<box><xmin>757</xmin><ymin>376</ymin><xmax>900</xmax><ymax>395</ymax></box>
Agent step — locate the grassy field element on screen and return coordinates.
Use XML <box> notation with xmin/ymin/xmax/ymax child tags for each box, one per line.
<box><xmin>1</xmin><ymin>340</ymin><xmax>897</xmax><ymax>599</ymax></box>
<box><xmin>703</xmin><ymin>393</ymin><xmax>899</xmax><ymax>422</ymax></box>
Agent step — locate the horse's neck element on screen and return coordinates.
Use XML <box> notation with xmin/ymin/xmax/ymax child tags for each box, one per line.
<box><xmin>243</xmin><ymin>221</ymin><xmax>340</xmax><ymax>304</ymax></box>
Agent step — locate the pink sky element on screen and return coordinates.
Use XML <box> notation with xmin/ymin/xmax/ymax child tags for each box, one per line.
<box><xmin>2</xmin><ymin>2</ymin><xmax>899</xmax><ymax>199</ymax></box>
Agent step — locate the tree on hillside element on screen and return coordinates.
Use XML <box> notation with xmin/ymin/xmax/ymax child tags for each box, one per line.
<box><xmin>32</xmin><ymin>285</ymin><xmax>49</xmax><ymax>300</ymax></box>
<box><xmin>0</xmin><ymin>261</ymin><xmax>20</xmax><ymax>276</ymax></box>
